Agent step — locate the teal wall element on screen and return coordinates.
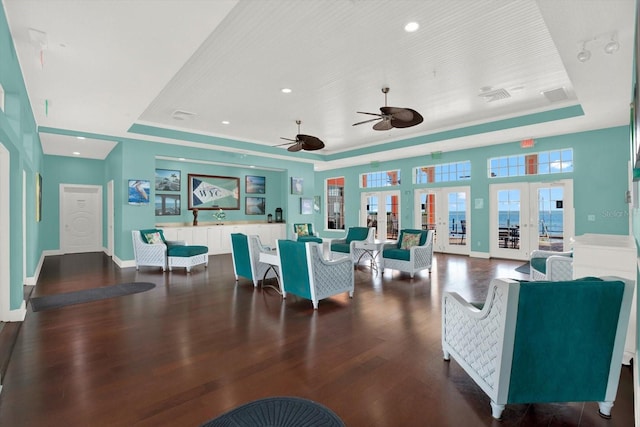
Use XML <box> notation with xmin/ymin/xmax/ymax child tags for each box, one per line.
<box><xmin>0</xmin><ymin>4</ymin><xmax>44</xmax><ymax>310</ymax></box>
<box><xmin>315</xmin><ymin>126</ymin><xmax>631</xmax><ymax>249</ymax></box>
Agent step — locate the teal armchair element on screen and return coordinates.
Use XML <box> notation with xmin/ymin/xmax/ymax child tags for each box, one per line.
<box><xmin>230</xmin><ymin>233</ymin><xmax>277</xmax><ymax>287</ymax></box>
<box><xmin>381</xmin><ymin>229</ymin><xmax>433</xmax><ymax>278</ymax></box>
<box><xmin>293</xmin><ymin>223</ymin><xmax>323</xmax><ymax>244</ymax></box>
<box><xmin>276</xmin><ymin>240</ymin><xmax>354</xmax><ymax>309</ymax></box>
<box><xmin>530</xmin><ymin>249</ymin><xmax>573</xmax><ymax>281</ymax></box>
<box><xmin>442</xmin><ymin>277</ymin><xmax>634</xmax><ymax>420</ymax></box>
<box><xmin>329</xmin><ymin>226</ymin><xmax>375</xmax><ymax>263</ymax></box>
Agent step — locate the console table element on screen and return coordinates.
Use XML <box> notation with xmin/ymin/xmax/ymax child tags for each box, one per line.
<box><xmin>572</xmin><ymin>233</ymin><xmax>637</xmax><ymax>365</ymax></box>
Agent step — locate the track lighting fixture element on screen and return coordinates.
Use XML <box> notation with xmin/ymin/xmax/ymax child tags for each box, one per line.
<box><xmin>604</xmin><ymin>32</ymin><xmax>620</xmax><ymax>54</ymax></box>
<box><xmin>577</xmin><ymin>31</ymin><xmax>620</xmax><ymax>62</ymax></box>
<box><xmin>577</xmin><ymin>42</ymin><xmax>591</xmax><ymax>62</ymax></box>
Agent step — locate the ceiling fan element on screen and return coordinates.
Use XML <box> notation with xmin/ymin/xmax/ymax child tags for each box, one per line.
<box><xmin>353</xmin><ymin>87</ymin><xmax>424</xmax><ymax>131</ymax></box>
<box><xmin>275</xmin><ymin>120</ymin><xmax>325</xmax><ymax>152</ymax></box>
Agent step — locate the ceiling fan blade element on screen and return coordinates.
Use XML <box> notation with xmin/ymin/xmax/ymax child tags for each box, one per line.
<box><xmin>391</xmin><ymin>109</ymin><xmax>424</xmax><ymax>128</ymax></box>
<box><xmin>298</xmin><ymin>134</ymin><xmax>325</xmax><ymax>150</ymax></box>
<box><xmin>381</xmin><ymin>107</ymin><xmax>414</xmax><ymax>122</ymax></box>
<box><xmin>353</xmin><ymin>117</ymin><xmax>382</xmax><ymax>126</ymax></box>
<box><xmin>287</xmin><ymin>143</ymin><xmax>303</xmax><ymax>152</ymax></box>
<box><xmin>373</xmin><ymin>119</ymin><xmax>393</xmax><ymax>131</ymax></box>
<box><xmin>356</xmin><ymin>111</ymin><xmax>384</xmax><ymax>117</ymax></box>
<box><xmin>279</xmin><ymin>136</ymin><xmax>297</xmax><ymax>142</ymax></box>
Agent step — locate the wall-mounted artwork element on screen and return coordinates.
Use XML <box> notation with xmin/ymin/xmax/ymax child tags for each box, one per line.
<box><xmin>246</xmin><ymin>175</ymin><xmax>265</xmax><ymax>194</ymax></box>
<box><xmin>155</xmin><ymin>169</ymin><xmax>181</xmax><ymax>191</ymax></box>
<box><xmin>313</xmin><ymin>195</ymin><xmax>321</xmax><ymax>213</ymax></box>
<box><xmin>291</xmin><ymin>177</ymin><xmax>303</xmax><ymax>195</ymax></box>
<box><xmin>36</xmin><ymin>172</ymin><xmax>42</xmax><ymax>222</ymax></box>
<box><xmin>128</xmin><ymin>180</ymin><xmax>150</xmax><ymax>205</ymax></box>
<box><xmin>188</xmin><ymin>174</ymin><xmax>239</xmax><ymax>210</ymax></box>
<box><xmin>246</xmin><ymin>197</ymin><xmax>266</xmax><ymax>215</ymax></box>
<box><xmin>155</xmin><ymin>194</ymin><xmax>181</xmax><ymax>216</ymax></box>
<box><xmin>300</xmin><ymin>197</ymin><xmax>313</xmax><ymax>215</ymax></box>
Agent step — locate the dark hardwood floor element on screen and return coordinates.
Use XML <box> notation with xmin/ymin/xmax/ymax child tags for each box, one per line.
<box><xmin>0</xmin><ymin>252</ymin><xmax>634</xmax><ymax>426</ymax></box>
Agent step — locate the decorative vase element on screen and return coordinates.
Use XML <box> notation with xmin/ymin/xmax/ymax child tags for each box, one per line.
<box><xmin>192</xmin><ymin>209</ymin><xmax>198</xmax><ymax>226</ymax></box>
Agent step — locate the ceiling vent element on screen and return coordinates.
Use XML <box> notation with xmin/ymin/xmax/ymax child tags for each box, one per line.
<box><xmin>171</xmin><ymin>110</ymin><xmax>197</xmax><ymax>121</ymax></box>
<box><xmin>542</xmin><ymin>87</ymin><xmax>568</xmax><ymax>103</ymax></box>
<box><xmin>478</xmin><ymin>87</ymin><xmax>511</xmax><ymax>102</ymax></box>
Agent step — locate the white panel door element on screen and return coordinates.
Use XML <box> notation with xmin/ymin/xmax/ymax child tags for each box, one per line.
<box><xmin>60</xmin><ymin>185</ymin><xmax>102</xmax><ymax>254</ymax></box>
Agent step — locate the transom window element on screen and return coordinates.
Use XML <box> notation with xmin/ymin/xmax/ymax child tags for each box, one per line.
<box><xmin>489</xmin><ymin>149</ymin><xmax>573</xmax><ymax>178</ymax></box>
<box><xmin>415</xmin><ymin>161</ymin><xmax>471</xmax><ymax>184</ymax></box>
<box><xmin>361</xmin><ymin>170</ymin><xmax>401</xmax><ymax>188</ymax></box>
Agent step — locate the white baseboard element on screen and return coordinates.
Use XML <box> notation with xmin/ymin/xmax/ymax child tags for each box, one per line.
<box><xmin>2</xmin><ymin>300</ymin><xmax>26</xmax><ymax>322</ymax></box>
<box><xmin>24</xmin><ymin>252</ymin><xmax>47</xmax><ymax>286</ymax></box>
<box><xmin>469</xmin><ymin>251</ymin><xmax>490</xmax><ymax>259</ymax></box>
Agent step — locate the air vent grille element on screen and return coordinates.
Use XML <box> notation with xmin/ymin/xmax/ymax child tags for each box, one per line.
<box><xmin>172</xmin><ymin>110</ymin><xmax>197</xmax><ymax>121</ymax></box>
<box><xmin>478</xmin><ymin>88</ymin><xmax>511</xmax><ymax>102</ymax></box>
<box><xmin>542</xmin><ymin>88</ymin><xmax>568</xmax><ymax>103</ymax></box>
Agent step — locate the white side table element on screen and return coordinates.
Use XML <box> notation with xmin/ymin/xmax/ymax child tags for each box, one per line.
<box><xmin>354</xmin><ymin>241</ymin><xmax>385</xmax><ymax>274</ymax></box>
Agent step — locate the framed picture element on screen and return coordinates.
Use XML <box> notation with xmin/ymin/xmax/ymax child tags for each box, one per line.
<box><xmin>300</xmin><ymin>197</ymin><xmax>313</xmax><ymax>215</ymax></box>
<box><xmin>128</xmin><ymin>179</ymin><xmax>150</xmax><ymax>205</ymax></box>
<box><xmin>188</xmin><ymin>174</ymin><xmax>239</xmax><ymax>210</ymax></box>
<box><xmin>155</xmin><ymin>194</ymin><xmax>181</xmax><ymax>216</ymax></box>
<box><xmin>246</xmin><ymin>197</ymin><xmax>266</xmax><ymax>215</ymax></box>
<box><xmin>36</xmin><ymin>172</ymin><xmax>42</xmax><ymax>222</ymax></box>
<box><xmin>155</xmin><ymin>169</ymin><xmax>181</xmax><ymax>191</ymax></box>
<box><xmin>246</xmin><ymin>175</ymin><xmax>265</xmax><ymax>194</ymax></box>
<box><xmin>291</xmin><ymin>177</ymin><xmax>303</xmax><ymax>195</ymax></box>
<box><xmin>313</xmin><ymin>195</ymin><xmax>321</xmax><ymax>213</ymax></box>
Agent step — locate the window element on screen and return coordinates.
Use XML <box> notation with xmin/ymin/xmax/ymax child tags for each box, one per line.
<box><xmin>360</xmin><ymin>170</ymin><xmax>401</xmax><ymax>188</ymax></box>
<box><xmin>489</xmin><ymin>149</ymin><xmax>573</xmax><ymax>178</ymax></box>
<box><xmin>326</xmin><ymin>177</ymin><xmax>344</xmax><ymax>229</ymax></box>
<box><xmin>415</xmin><ymin>161</ymin><xmax>471</xmax><ymax>184</ymax></box>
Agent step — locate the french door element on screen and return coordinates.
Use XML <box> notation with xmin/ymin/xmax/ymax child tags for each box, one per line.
<box><xmin>414</xmin><ymin>186</ymin><xmax>470</xmax><ymax>255</ymax></box>
<box><xmin>360</xmin><ymin>190</ymin><xmax>400</xmax><ymax>240</ymax></box>
<box><xmin>489</xmin><ymin>180</ymin><xmax>574</xmax><ymax>260</ymax></box>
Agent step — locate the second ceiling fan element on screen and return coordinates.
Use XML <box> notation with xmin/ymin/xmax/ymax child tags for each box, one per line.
<box><xmin>353</xmin><ymin>87</ymin><xmax>423</xmax><ymax>131</ymax></box>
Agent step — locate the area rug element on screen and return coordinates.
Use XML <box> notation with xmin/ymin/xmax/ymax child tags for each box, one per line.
<box><xmin>515</xmin><ymin>262</ymin><xmax>530</xmax><ymax>275</ymax></box>
<box><xmin>30</xmin><ymin>282</ymin><xmax>156</xmax><ymax>312</ymax></box>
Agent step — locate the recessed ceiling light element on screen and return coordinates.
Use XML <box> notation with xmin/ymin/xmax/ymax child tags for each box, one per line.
<box><xmin>72</xmin><ymin>151</ymin><xmax>80</xmax><ymax>156</ymax></box>
<box><xmin>281</xmin><ymin>88</ymin><xmax>292</xmax><ymax>94</ymax></box>
<box><xmin>76</xmin><ymin>136</ymin><xmax>85</xmax><ymax>140</ymax></box>
<box><xmin>221</xmin><ymin>120</ymin><xmax>230</xmax><ymax>125</ymax></box>
<box><xmin>404</xmin><ymin>22</ymin><xmax>419</xmax><ymax>32</ymax></box>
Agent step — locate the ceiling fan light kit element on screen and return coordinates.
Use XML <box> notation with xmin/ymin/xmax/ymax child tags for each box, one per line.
<box><xmin>353</xmin><ymin>87</ymin><xmax>423</xmax><ymax>131</ymax></box>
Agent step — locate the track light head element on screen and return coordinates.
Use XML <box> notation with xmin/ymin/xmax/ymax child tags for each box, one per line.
<box><xmin>577</xmin><ymin>45</ymin><xmax>591</xmax><ymax>62</ymax></box>
<box><xmin>604</xmin><ymin>33</ymin><xmax>620</xmax><ymax>54</ymax></box>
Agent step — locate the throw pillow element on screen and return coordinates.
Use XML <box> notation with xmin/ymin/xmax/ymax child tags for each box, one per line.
<box><xmin>400</xmin><ymin>232</ymin><xmax>421</xmax><ymax>250</ymax></box>
<box><xmin>295</xmin><ymin>224</ymin><xmax>309</xmax><ymax>236</ymax></box>
<box><xmin>145</xmin><ymin>232</ymin><xmax>164</xmax><ymax>245</ymax></box>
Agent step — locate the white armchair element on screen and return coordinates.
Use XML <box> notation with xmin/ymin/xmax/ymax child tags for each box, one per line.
<box><xmin>230</xmin><ymin>233</ymin><xmax>278</xmax><ymax>287</ymax></box>
<box><xmin>132</xmin><ymin>229</ymin><xmax>185</xmax><ymax>271</ymax></box>
<box><xmin>381</xmin><ymin>229</ymin><xmax>434</xmax><ymax>278</ymax></box>
<box><xmin>329</xmin><ymin>226</ymin><xmax>375</xmax><ymax>263</ymax></box>
<box><xmin>442</xmin><ymin>276</ymin><xmax>634</xmax><ymax>420</ymax></box>
<box><xmin>277</xmin><ymin>240</ymin><xmax>354</xmax><ymax>310</ymax></box>
<box><xmin>529</xmin><ymin>250</ymin><xmax>573</xmax><ymax>281</ymax></box>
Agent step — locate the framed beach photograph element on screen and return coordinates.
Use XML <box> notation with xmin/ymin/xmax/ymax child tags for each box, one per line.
<box><xmin>188</xmin><ymin>174</ymin><xmax>239</xmax><ymax>210</ymax></box>
<box><xmin>300</xmin><ymin>197</ymin><xmax>313</xmax><ymax>215</ymax></box>
<box><xmin>155</xmin><ymin>169</ymin><xmax>181</xmax><ymax>191</ymax></box>
<box><xmin>245</xmin><ymin>197</ymin><xmax>266</xmax><ymax>215</ymax></box>
<box><xmin>155</xmin><ymin>194</ymin><xmax>181</xmax><ymax>216</ymax></box>
<box><xmin>128</xmin><ymin>179</ymin><xmax>150</xmax><ymax>205</ymax></box>
<box><xmin>291</xmin><ymin>177</ymin><xmax>303</xmax><ymax>195</ymax></box>
<box><xmin>245</xmin><ymin>175</ymin><xmax>265</xmax><ymax>194</ymax></box>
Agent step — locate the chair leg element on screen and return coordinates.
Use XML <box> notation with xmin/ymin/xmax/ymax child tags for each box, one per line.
<box><xmin>443</xmin><ymin>350</ymin><xmax>450</xmax><ymax>360</ymax></box>
<box><xmin>490</xmin><ymin>402</ymin><xmax>505</xmax><ymax>419</ymax></box>
<box><xmin>598</xmin><ymin>402</ymin><xmax>613</xmax><ymax>419</ymax></box>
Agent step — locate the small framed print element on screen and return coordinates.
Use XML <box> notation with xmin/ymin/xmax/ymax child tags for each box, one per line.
<box><xmin>300</xmin><ymin>197</ymin><xmax>313</xmax><ymax>215</ymax></box>
<box><xmin>291</xmin><ymin>177</ymin><xmax>303</xmax><ymax>195</ymax></box>
<box><xmin>155</xmin><ymin>194</ymin><xmax>181</xmax><ymax>216</ymax></box>
<box><xmin>246</xmin><ymin>175</ymin><xmax>265</xmax><ymax>194</ymax></box>
<box><xmin>246</xmin><ymin>197</ymin><xmax>266</xmax><ymax>215</ymax></box>
<box><xmin>155</xmin><ymin>169</ymin><xmax>181</xmax><ymax>191</ymax></box>
<box><xmin>128</xmin><ymin>180</ymin><xmax>150</xmax><ymax>205</ymax></box>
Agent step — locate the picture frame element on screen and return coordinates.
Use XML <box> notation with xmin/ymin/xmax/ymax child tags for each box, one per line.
<box><xmin>313</xmin><ymin>195</ymin><xmax>321</xmax><ymax>213</ymax></box>
<box><xmin>155</xmin><ymin>169</ymin><xmax>181</xmax><ymax>191</ymax></box>
<box><xmin>245</xmin><ymin>175</ymin><xmax>265</xmax><ymax>194</ymax></box>
<box><xmin>245</xmin><ymin>197</ymin><xmax>266</xmax><ymax>215</ymax></box>
<box><xmin>188</xmin><ymin>174</ymin><xmax>239</xmax><ymax>210</ymax></box>
<box><xmin>300</xmin><ymin>197</ymin><xmax>313</xmax><ymax>215</ymax></box>
<box><xmin>128</xmin><ymin>179</ymin><xmax>150</xmax><ymax>205</ymax></box>
<box><xmin>155</xmin><ymin>194</ymin><xmax>181</xmax><ymax>216</ymax></box>
<box><xmin>291</xmin><ymin>177</ymin><xmax>303</xmax><ymax>195</ymax></box>
<box><xmin>36</xmin><ymin>172</ymin><xmax>42</xmax><ymax>222</ymax></box>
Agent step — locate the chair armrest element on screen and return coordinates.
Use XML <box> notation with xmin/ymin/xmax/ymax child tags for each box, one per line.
<box><xmin>331</xmin><ymin>238</ymin><xmax>347</xmax><ymax>245</ymax></box>
<box><xmin>546</xmin><ymin>255</ymin><xmax>573</xmax><ymax>281</ymax></box>
<box><xmin>382</xmin><ymin>242</ymin><xmax>398</xmax><ymax>250</ymax></box>
<box><xmin>530</xmin><ymin>249</ymin><xmax>571</xmax><ymax>259</ymax></box>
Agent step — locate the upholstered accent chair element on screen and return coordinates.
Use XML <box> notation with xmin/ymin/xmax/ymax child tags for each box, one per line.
<box><xmin>442</xmin><ymin>277</ymin><xmax>634</xmax><ymax>420</ymax></box>
<box><xmin>230</xmin><ymin>233</ymin><xmax>277</xmax><ymax>287</ymax></box>
<box><xmin>276</xmin><ymin>240</ymin><xmax>354</xmax><ymax>310</ymax></box>
<box><xmin>132</xmin><ymin>229</ymin><xmax>184</xmax><ymax>271</ymax></box>
<box><xmin>329</xmin><ymin>226</ymin><xmax>375</xmax><ymax>262</ymax></box>
<box><xmin>529</xmin><ymin>250</ymin><xmax>573</xmax><ymax>281</ymax></box>
<box><xmin>381</xmin><ymin>229</ymin><xmax>433</xmax><ymax>278</ymax></box>
<box><xmin>293</xmin><ymin>223</ymin><xmax>323</xmax><ymax>244</ymax></box>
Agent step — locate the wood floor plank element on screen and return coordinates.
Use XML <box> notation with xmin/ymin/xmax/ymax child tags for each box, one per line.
<box><xmin>0</xmin><ymin>252</ymin><xmax>634</xmax><ymax>426</ymax></box>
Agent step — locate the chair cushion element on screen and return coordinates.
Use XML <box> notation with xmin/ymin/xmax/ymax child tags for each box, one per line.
<box><xmin>345</xmin><ymin>227</ymin><xmax>370</xmax><ymax>244</ymax></box>
<box><xmin>331</xmin><ymin>242</ymin><xmax>350</xmax><ymax>253</ymax></box>
<box><xmin>400</xmin><ymin>232</ymin><xmax>421</xmax><ymax>250</ymax></box>
<box><xmin>140</xmin><ymin>229</ymin><xmax>165</xmax><ymax>244</ymax></box>
<box><xmin>397</xmin><ymin>229</ymin><xmax>426</xmax><ymax>248</ymax></box>
<box><xmin>167</xmin><ymin>245</ymin><xmax>208</xmax><ymax>257</ymax></box>
<box><xmin>382</xmin><ymin>248</ymin><xmax>410</xmax><ymax>261</ymax></box>
<box><xmin>530</xmin><ymin>257</ymin><xmax>547</xmax><ymax>274</ymax></box>
<box><xmin>298</xmin><ymin>236</ymin><xmax>323</xmax><ymax>244</ymax></box>
<box><xmin>294</xmin><ymin>223</ymin><xmax>311</xmax><ymax>237</ymax></box>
